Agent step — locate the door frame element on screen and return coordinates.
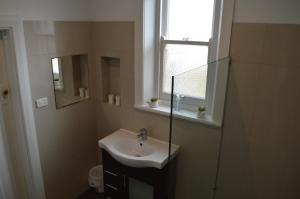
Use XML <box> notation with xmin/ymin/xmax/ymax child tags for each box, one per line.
<box><xmin>0</xmin><ymin>15</ymin><xmax>46</xmax><ymax>199</ymax></box>
<box><xmin>0</xmin><ymin>113</ymin><xmax>16</xmax><ymax>199</ymax></box>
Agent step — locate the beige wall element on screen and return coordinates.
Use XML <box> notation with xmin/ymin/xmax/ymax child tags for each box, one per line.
<box><xmin>23</xmin><ymin>20</ymin><xmax>300</xmax><ymax>199</ymax></box>
<box><xmin>23</xmin><ymin>21</ymin><xmax>98</xmax><ymax>199</ymax></box>
<box><xmin>216</xmin><ymin>23</ymin><xmax>300</xmax><ymax>199</ymax></box>
<box><xmin>92</xmin><ymin>22</ymin><xmax>222</xmax><ymax>199</ymax></box>
<box><xmin>92</xmin><ymin>22</ymin><xmax>300</xmax><ymax>199</ymax></box>
<box><xmin>234</xmin><ymin>0</ymin><xmax>300</xmax><ymax>24</ymax></box>
<box><xmin>0</xmin><ymin>0</ymin><xmax>91</xmax><ymax>21</ymax></box>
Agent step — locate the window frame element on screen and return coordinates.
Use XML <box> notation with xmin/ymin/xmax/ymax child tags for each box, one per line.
<box><xmin>158</xmin><ymin>38</ymin><xmax>211</xmax><ymax>106</ymax></box>
<box><xmin>157</xmin><ymin>0</ymin><xmax>219</xmax><ymax>109</ymax></box>
<box><xmin>134</xmin><ymin>0</ymin><xmax>234</xmax><ymax>126</ymax></box>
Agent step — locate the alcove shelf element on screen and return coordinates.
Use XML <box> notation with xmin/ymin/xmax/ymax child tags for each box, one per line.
<box><xmin>101</xmin><ymin>56</ymin><xmax>121</xmax><ymax>104</ymax></box>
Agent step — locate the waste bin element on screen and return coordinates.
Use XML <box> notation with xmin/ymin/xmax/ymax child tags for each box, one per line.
<box><xmin>88</xmin><ymin>165</ymin><xmax>103</xmax><ymax>193</ymax></box>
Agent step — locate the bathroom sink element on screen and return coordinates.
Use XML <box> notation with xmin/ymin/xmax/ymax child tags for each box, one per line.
<box><xmin>98</xmin><ymin>129</ymin><xmax>179</xmax><ymax>169</ymax></box>
<box><xmin>114</xmin><ymin>139</ymin><xmax>154</xmax><ymax>157</ymax></box>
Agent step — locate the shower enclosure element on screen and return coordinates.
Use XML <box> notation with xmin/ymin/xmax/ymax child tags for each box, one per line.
<box><xmin>167</xmin><ymin>57</ymin><xmax>231</xmax><ymax>199</ymax></box>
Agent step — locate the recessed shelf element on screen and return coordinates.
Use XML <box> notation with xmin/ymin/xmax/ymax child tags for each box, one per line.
<box><xmin>101</xmin><ymin>56</ymin><xmax>120</xmax><ymax>103</ymax></box>
<box><xmin>72</xmin><ymin>55</ymin><xmax>88</xmax><ymax>96</ymax></box>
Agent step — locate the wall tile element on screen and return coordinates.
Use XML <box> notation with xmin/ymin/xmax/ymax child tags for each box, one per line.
<box><xmin>92</xmin><ymin>22</ymin><xmax>134</xmax><ymax>52</ymax></box>
<box><xmin>263</xmin><ymin>24</ymin><xmax>300</xmax><ymax>67</ymax></box>
<box><xmin>230</xmin><ymin>23</ymin><xmax>266</xmax><ymax>63</ymax></box>
<box><xmin>284</xmin><ymin>25</ymin><xmax>300</xmax><ymax>66</ymax></box>
<box><xmin>23</xmin><ymin>21</ymin><xmax>97</xmax><ymax>199</ymax></box>
<box><xmin>216</xmin><ymin>61</ymin><xmax>260</xmax><ymax>199</ymax></box>
<box><xmin>25</xmin><ymin>21</ymin><xmax>300</xmax><ymax>199</ymax></box>
<box><xmin>249</xmin><ymin>64</ymin><xmax>300</xmax><ymax>199</ymax></box>
<box><xmin>93</xmin><ymin>22</ymin><xmax>222</xmax><ymax>199</ymax></box>
<box><xmin>23</xmin><ymin>21</ymin><xmax>50</xmax><ymax>56</ymax></box>
<box><xmin>72</xmin><ymin>22</ymin><xmax>92</xmax><ymax>54</ymax></box>
<box><xmin>218</xmin><ymin>22</ymin><xmax>300</xmax><ymax>199</ymax></box>
<box><xmin>262</xmin><ymin>24</ymin><xmax>290</xmax><ymax>66</ymax></box>
<box><xmin>52</xmin><ymin>21</ymin><xmax>74</xmax><ymax>55</ymax></box>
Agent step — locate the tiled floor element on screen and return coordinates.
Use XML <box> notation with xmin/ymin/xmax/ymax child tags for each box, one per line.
<box><xmin>77</xmin><ymin>189</ymin><xmax>104</xmax><ymax>199</ymax></box>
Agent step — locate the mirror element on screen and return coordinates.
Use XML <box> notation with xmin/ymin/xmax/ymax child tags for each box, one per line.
<box><xmin>51</xmin><ymin>54</ymin><xmax>89</xmax><ymax>109</ymax></box>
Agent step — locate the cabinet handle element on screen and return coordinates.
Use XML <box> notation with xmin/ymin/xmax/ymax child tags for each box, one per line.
<box><xmin>105</xmin><ymin>183</ymin><xmax>118</xmax><ymax>191</ymax></box>
<box><xmin>104</xmin><ymin>170</ymin><xmax>118</xmax><ymax>177</ymax></box>
<box><xmin>123</xmin><ymin>175</ymin><xmax>126</xmax><ymax>188</ymax></box>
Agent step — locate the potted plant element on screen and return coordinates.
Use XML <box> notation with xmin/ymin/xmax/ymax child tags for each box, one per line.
<box><xmin>147</xmin><ymin>98</ymin><xmax>159</xmax><ymax>108</ymax></box>
<box><xmin>197</xmin><ymin>106</ymin><xmax>206</xmax><ymax>118</ymax></box>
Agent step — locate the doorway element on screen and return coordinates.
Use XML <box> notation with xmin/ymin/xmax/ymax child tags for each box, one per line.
<box><xmin>0</xmin><ymin>29</ymin><xmax>31</xmax><ymax>199</ymax></box>
<box><xmin>0</xmin><ymin>17</ymin><xmax>48</xmax><ymax>198</ymax></box>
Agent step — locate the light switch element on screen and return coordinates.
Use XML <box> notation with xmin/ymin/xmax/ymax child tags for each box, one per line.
<box><xmin>35</xmin><ymin>97</ymin><xmax>48</xmax><ymax>108</ymax></box>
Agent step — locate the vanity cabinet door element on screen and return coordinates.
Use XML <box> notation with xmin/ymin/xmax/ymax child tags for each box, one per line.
<box><xmin>102</xmin><ymin>149</ymin><xmax>176</xmax><ymax>199</ymax></box>
<box><xmin>102</xmin><ymin>150</ymin><xmax>129</xmax><ymax>199</ymax></box>
<box><xmin>104</xmin><ymin>184</ymin><xmax>121</xmax><ymax>199</ymax></box>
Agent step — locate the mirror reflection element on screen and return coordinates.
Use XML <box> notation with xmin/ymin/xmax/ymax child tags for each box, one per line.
<box><xmin>51</xmin><ymin>54</ymin><xmax>89</xmax><ymax>109</ymax></box>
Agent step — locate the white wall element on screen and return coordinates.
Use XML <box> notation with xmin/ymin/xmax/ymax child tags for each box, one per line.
<box><xmin>89</xmin><ymin>0</ymin><xmax>300</xmax><ymax>24</ymax></box>
<box><xmin>90</xmin><ymin>0</ymin><xmax>135</xmax><ymax>21</ymax></box>
<box><xmin>0</xmin><ymin>0</ymin><xmax>91</xmax><ymax>20</ymax></box>
<box><xmin>234</xmin><ymin>0</ymin><xmax>300</xmax><ymax>24</ymax></box>
<box><xmin>2</xmin><ymin>0</ymin><xmax>300</xmax><ymax>25</ymax></box>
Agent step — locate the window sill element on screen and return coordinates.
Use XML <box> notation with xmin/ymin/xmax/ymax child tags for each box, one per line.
<box><xmin>134</xmin><ymin>104</ymin><xmax>221</xmax><ymax>128</ymax></box>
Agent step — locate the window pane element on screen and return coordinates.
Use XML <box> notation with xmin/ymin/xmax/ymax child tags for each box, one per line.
<box><xmin>162</xmin><ymin>44</ymin><xmax>208</xmax><ymax>99</ymax></box>
<box><xmin>167</xmin><ymin>0</ymin><xmax>215</xmax><ymax>41</ymax></box>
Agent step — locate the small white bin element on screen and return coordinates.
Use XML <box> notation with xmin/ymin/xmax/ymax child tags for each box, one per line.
<box><xmin>88</xmin><ymin>165</ymin><xmax>104</xmax><ymax>193</ymax></box>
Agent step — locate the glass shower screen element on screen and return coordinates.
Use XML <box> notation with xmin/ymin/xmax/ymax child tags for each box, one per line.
<box><xmin>167</xmin><ymin>57</ymin><xmax>231</xmax><ymax>199</ymax></box>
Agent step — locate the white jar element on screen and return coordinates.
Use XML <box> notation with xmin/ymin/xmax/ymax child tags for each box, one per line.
<box><xmin>79</xmin><ymin>88</ymin><xmax>85</xmax><ymax>98</ymax></box>
<box><xmin>115</xmin><ymin>95</ymin><xmax>120</xmax><ymax>106</ymax></box>
<box><xmin>108</xmin><ymin>94</ymin><xmax>114</xmax><ymax>104</ymax></box>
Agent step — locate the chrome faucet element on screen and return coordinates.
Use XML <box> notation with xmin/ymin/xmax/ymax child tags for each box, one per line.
<box><xmin>137</xmin><ymin>128</ymin><xmax>148</xmax><ymax>141</ymax></box>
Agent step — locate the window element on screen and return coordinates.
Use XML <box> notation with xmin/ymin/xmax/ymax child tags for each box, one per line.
<box><xmin>134</xmin><ymin>0</ymin><xmax>234</xmax><ymax>126</ymax></box>
<box><xmin>160</xmin><ymin>0</ymin><xmax>215</xmax><ymax>105</ymax></box>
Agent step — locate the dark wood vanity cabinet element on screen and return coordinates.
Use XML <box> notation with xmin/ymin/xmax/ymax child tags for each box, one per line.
<box><xmin>102</xmin><ymin>149</ymin><xmax>128</xmax><ymax>199</ymax></box>
<box><xmin>102</xmin><ymin>149</ymin><xmax>176</xmax><ymax>199</ymax></box>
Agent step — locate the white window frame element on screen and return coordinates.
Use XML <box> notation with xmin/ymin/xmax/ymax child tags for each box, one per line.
<box><xmin>159</xmin><ymin>37</ymin><xmax>211</xmax><ymax>106</ymax></box>
<box><xmin>159</xmin><ymin>0</ymin><xmax>225</xmax><ymax>109</ymax></box>
<box><xmin>158</xmin><ymin>0</ymin><xmax>214</xmax><ymax>107</ymax></box>
<box><xmin>134</xmin><ymin>0</ymin><xmax>234</xmax><ymax>126</ymax></box>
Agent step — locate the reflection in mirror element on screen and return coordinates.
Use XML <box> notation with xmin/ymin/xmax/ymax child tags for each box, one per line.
<box><xmin>52</xmin><ymin>58</ymin><xmax>64</xmax><ymax>91</ymax></box>
<box><xmin>51</xmin><ymin>54</ymin><xmax>89</xmax><ymax>109</ymax></box>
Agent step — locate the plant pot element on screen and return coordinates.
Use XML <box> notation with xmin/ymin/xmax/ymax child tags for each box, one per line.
<box><xmin>197</xmin><ymin>111</ymin><xmax>206</xmax><ymax>118</ymax></box>
<box><xmin>147</xmin><ymin>101</ymin><xmax>159</xmax><ymax>108</ymax></box>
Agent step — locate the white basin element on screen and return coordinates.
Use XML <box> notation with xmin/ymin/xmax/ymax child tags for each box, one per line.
<box><xmin>98</xmin><ymin>129</ymin><xmax>180</xmax><ymax>169</ymax></box>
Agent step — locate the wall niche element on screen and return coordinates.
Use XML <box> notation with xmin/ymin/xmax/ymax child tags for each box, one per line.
<box><xmin>101</xmin><ymin>56</ymin><xmax>120</xmax><ymax>104</ymax></box>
